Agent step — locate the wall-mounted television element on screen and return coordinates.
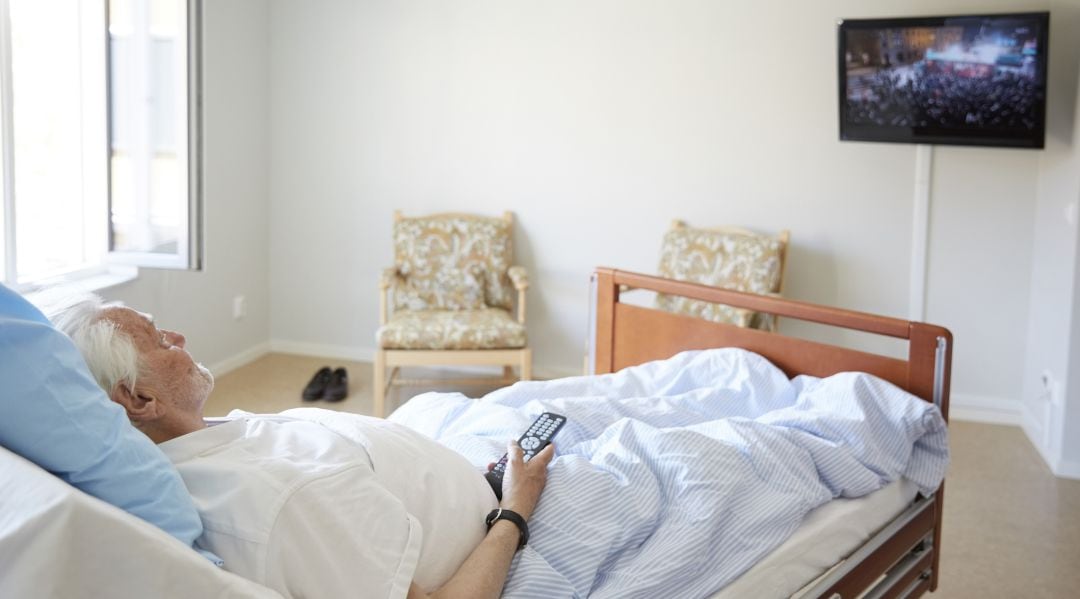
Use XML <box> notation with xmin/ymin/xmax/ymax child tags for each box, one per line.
<box><xmin>838</xmin><ymin>12</ymin><xmax>1049</xmax><ymax>149</ymax></box>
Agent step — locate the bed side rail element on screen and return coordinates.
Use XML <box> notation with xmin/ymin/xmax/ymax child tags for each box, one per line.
<box><xmin>599</xmin><ymin>268</ymin><xmax>914</xmax><ymax>338</ymax></box>
<box><xmin>803</xmin><ymin>495</ymin><xmax>936</xmax><ymax>599</ymax></box>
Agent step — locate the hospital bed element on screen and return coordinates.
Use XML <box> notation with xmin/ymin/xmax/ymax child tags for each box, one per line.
<box><xmin>589</xmin><ymin>268</ymin><xmax>950</xmax><ymax>599</ymax></box>
<box><xmin>0</xmin><ymin>269</ymin><xmax>950</xmax><ymax>598</ymax></box>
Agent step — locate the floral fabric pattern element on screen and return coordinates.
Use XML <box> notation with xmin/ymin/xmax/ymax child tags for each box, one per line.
<box><xmin>393</xmin><ymin>215</ymin><xmax>514</xmax><ymax>311</ymax></box>
<box><xmin>376</xmin><ymin>308</ymin><xmax>527</xmax><ymax>350</ymax></box>
<box><xmin>656</xmin><ymin>227</ymin><xmax>785</xmax><ymax>329</ymax></box>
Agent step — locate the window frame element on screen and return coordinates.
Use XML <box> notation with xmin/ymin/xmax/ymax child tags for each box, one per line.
<box><xmin>0</xmin><ymin>0</ymin><xmax>16</xmax><ymax>285</ymax></box>
<box><xmin>106</xmin><ymin>0</ymin><xmax>204</xmax><ymax>271</ymax></box>
<box><xmin>0</xmin><ymin>0</ymin><xmax>204</xmax><ymax>291</ymax></box>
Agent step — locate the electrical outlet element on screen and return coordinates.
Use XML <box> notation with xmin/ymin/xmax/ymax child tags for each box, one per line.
<box><xmin>233</xmin><ymin>295</ymin><xmax>246</xmax><ymax>320</ymax></box>
<box><xmin>1039</xmin><ymin>369</ymin><xmax>1057</xmax><ymax>406</ymax></box>
<box><xmin>1041</xmin><ymin>369</ymin><xmax>1054</xmax><ymax>392</ymax></box>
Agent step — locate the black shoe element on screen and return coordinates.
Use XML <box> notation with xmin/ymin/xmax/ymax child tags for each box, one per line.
<box><xmin>324</xmin><ymin>367</ymin><xmax>349</xmax><ymax>402</ymax></box>
<box><xmin>302</xmin><ymin>367</ymin><xmax>333</xmax><ymax>401</ymax></box>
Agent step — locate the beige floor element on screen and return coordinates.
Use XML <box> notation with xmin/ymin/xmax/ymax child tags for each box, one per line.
<box><xmin>206</xmin><ymin>353</ymin><xmax>508</xmax><ymax>418</ymax></box>
<box><xmin>209</xmin><ymin>353</ymin><xmax>1080</xmax><ymax>598</ymax></box>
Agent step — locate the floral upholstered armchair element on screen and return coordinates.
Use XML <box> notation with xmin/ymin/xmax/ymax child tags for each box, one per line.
<box><xmin>655</xmin><ymin>220</ymin><xmax>789</xmax><ymax>332</ymax></box>
<box><xmin>374</xmin><ymin>211</ymin><xmax>530</xmax><ymax>417</ymax></box>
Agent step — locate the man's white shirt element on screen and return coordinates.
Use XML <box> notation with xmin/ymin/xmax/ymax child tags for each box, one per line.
<box><xmin>159</xmin><ymin>408</ymin><xmax>498</xmax><ymax>598</ymax></box>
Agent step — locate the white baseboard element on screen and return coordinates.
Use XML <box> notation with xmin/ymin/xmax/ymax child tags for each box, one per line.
<box><xmin>1020</xmin><ymin>402</ymin><xmax>1047</xmax><ymax>454</ymax></box>
<box><xmin>948</xmin><ymin>393</ymin><xmax>1022</xmax><ymax>426</ymax></box>
<box><xmin>1056</xmin><ymin>459</ymin><xmax>1080</xmax><ymax>480</ymax></box>
<box><xmin>208</xmin><ymin>342</ymin><xmax>271</xmax><ymax>377</ymax></box>
<box><xmin>268</xmin><ymin>340</ymin><xmax>376</xmax><ymax>362</ymax></box>
<box><xmin>1021</xmin><ymin>404</ymin><xmax>1058</xmax><ymax>475</ymax></box>
<box><xmin>1019</xmin><ymin>401</ymin><xmax>1080</xmax><ymax>480</ymax></box>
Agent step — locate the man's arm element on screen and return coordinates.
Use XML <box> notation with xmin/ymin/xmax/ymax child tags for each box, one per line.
<box><xmin>407</xmin><ymin>442</ymin><xmax>555</xmax><ymax>599</ymax></box>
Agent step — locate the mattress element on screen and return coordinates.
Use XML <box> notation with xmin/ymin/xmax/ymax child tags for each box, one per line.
<box><xmin>709</xmin><ymin>478</ymin><xmax>919</xmax><ymax>599</ymax></box>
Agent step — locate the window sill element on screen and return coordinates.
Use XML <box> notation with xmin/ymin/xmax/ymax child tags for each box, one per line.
<box><xmin>70</xmin><ymin>265</ymin><xmax>140</xmax><ymax>292</ymax></box>
<box><xmin>17</xmin><ymin>265</ymin><xmax>139</xmax><ymax>295</ymax></box>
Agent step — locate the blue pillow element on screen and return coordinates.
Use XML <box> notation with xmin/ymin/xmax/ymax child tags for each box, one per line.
<box><xmin>0</xmin><ymin>284</ymin><xmax>212</xmax><ymax>559</ymax></box>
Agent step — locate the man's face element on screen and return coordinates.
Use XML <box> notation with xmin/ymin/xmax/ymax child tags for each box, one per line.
<box><xmin>101</xmin><ymin>306</ymin><xmax>214</xmax><ymax>418</ymax></box>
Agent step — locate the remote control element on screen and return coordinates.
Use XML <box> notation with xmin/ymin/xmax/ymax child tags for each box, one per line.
<box><xmin>484</xmin><ymin>412</ymin><xmax>566</xmax><ymax>501</ymax></box>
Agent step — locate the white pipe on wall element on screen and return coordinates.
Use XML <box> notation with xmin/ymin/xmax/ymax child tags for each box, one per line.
<box><xmin>909</xmin><ymin>144</ymin><xmax>933</xmax><ymax>322</ymax></box>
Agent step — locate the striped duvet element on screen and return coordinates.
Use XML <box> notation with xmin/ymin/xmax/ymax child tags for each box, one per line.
<box><xmin>389</xmin><ymin>348</ymin><xmax>949</xmax><ymax>599</ymax></box>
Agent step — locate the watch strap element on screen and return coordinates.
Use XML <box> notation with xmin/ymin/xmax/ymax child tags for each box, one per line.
<box><xmin>485</xmin><ymin>508</ymin><xmax>529</xmax><ymax>550</ymax></box>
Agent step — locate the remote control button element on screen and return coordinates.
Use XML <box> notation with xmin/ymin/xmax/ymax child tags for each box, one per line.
<box><xmin>521</xmin><ymin>436</ymin><xmax>540</xmax><ymax>450</ymax></box>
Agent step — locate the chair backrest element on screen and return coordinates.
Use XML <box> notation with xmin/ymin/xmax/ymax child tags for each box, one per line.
<box><xmin>655</xmin><ymin>220</ymin><xmax>789</xmax><ymax>327</ymax></box>
<box><xmin>393</xmin><ymin>211</ymin><xmax>515</xmax><ymax>311</ymax></box>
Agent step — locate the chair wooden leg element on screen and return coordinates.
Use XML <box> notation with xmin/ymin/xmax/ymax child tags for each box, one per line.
<box><xmin>503</xmin><ymin>365</ymin><xmax>514</xmax><ymax>381</ymax></box>
<box><xmin>374</xmin><ymin>351</ymin><xmax>386</xmax><ymax>418</ymax></box>
<box><xmin>520</xmin><ymin>348</ymin><xmax>532</xmax><ymax>381</ymax></box>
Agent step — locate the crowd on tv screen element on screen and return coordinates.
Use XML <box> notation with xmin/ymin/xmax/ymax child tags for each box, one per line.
<box><xmin>846</xmin><ymin>67</ymin><xmax>1039</xmax><ymax>130</ymax></box>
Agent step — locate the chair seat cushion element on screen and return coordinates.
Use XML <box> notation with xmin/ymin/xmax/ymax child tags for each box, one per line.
<box><xmin>377</xmin><ymin>308</ymin><xmax>526</xmax><ymax>350</ymax></box>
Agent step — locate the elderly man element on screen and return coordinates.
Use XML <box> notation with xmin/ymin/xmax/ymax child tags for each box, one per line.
<box><xmin>52</xmin><ymin>296</ymin><xmax>551</xmax><ymax>599</ymax></box>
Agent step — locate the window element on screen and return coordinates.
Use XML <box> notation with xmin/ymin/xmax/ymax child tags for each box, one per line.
<box><xmin>0</xmin><ymin>0</ymin><xmax>202</xmax><ymax>289</ymax></box>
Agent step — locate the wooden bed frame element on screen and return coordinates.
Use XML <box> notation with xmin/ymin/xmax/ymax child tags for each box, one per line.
<box><xmin>589</xmin><ymin>268</ymin><xmax>952</xmax><ymax>599</ymax></box>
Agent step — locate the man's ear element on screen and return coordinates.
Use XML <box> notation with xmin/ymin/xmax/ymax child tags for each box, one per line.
<box><xmin>109</xmin><ymin>382</ymin><xmax>162</xmax><ymax>423</ymax></box>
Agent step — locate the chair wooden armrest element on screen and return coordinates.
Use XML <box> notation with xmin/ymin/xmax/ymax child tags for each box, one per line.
<box><xmin>508</xmin><ymin>266</ymin><xmax>528</xmax><ymax>290</ymax></box>
<box><xmin>379</xmin><ymin>267</ymin><xmax>402</xmax><ymax>325</ymax></box>
<box><xmin>508</xmin><ymin>266</ymin><xmax>528</xmax><ymax>324</ymax></box>
<box><xmin>379</xmin><ymin>267</ymin><xmax>401</xmax><ymax>290</ymax></box>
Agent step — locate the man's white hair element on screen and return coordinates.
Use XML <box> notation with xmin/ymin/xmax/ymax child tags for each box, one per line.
<box><xmin>37</xmin><ymin>291</ymin><xmax>141</xmax><ymax>394</ymax></box>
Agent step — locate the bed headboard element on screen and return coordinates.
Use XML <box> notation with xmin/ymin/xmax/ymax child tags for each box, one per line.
<box><xmin>589</xmin><ymin>268</ymin><xmax>952</xmax><ymax>420</ymax></box>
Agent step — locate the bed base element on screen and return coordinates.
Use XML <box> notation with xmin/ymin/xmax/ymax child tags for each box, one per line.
<box><xmin>589</xmin><ymin>268</ymin><xmax>952</xmax><ymax>599</ymax></box>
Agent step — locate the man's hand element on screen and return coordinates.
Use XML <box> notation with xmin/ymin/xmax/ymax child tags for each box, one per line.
<box><xmin>499</xmin><ymin>441</ymin><xmax>554</xmax><ymax>521</ymax></box>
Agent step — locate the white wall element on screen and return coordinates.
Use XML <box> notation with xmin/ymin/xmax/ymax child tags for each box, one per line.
<box><xmin>1064</xmin><ymin>187</ymin><xmax>1080</xmax><ymax>475</ymax></box>
<box><xmin>102</xmin><ymin>0</ymin><xmax>271</xmax><ymax>372</ymax></box>
<box><xmin>267</xmin><ymin>0</ymin><xmax>1060</xmax><ymax>417</ymax></box>
<box><xmin>1025</xmin><ymin>0</ymin><xmax>1080</xmax><ymax>474</ymax></box>
<box><xmin>926</xmin><ymin>145</ymin><xmax>1039</xmax><ymax>412</ymax></box>
<box><xmin>1023</xmin><ymin>0</ymin><xmax>1080</xmax><ymax>477</ymax></box>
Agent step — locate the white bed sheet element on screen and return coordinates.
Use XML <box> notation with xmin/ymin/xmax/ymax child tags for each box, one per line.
<box><xmin>710</xmin><ymin>478</ymin><xmax>919</xmax><ymax>599</ymax></box>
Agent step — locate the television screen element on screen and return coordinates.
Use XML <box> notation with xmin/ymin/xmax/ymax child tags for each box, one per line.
<box><xmin>838</xmin><ymin>12</ymin><xmax>1049</xmax><ymax>149</ymax></box>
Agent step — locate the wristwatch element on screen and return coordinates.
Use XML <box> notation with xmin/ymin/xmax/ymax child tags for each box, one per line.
<box><xmin>485</xmin><ymin>508</ymin><xmax>529</xmax><ymax>550</ymax></box>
